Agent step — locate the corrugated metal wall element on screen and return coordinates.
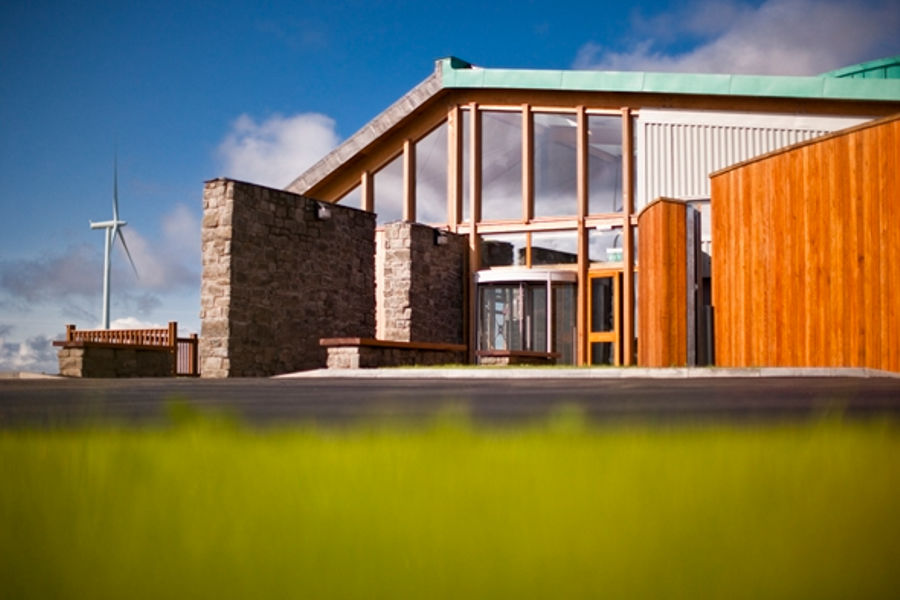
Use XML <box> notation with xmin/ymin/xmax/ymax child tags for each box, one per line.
<box><xmin>636</xmin><ymin>110</ymin><xmax>870</xmax><ymax>209</ymax></box>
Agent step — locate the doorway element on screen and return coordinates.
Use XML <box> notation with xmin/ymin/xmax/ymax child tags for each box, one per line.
<box><xmin>588</xmin><ymin>271</ymin><xmax>621</xmax><ymax>365</ymax></box>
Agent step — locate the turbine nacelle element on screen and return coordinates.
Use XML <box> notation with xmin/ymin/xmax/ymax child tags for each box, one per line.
<box><xmin>90</xmin><ymin>219</ymin><xmax>127</xmax><ymax>229</ymax></box>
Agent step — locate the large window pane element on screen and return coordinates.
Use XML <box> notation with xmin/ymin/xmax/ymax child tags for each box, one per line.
<box><xmin>337</xmin><ymin>185</ymin><xmax>362</xmax><ymax>210</ymax></box>
<box><xmin>588</xmin><ymin>115</ymin><xmax>623</xmax><ymax>214</ymax></box>
<box><xmin>534</xmin><ymin>113</ymin><xmax>577</xmax><ymax>218</ymax></box>
<box><xmin>481</xmin><ymin>111</ymin><xmax>522</xmax><ymax>221</ymax></box>
<box><xmin>481</xmin><ymin>233</ymin><xmax>526</xmax><ymax>268</ymax></box>
<box><xmin>462</xmin><ymin>109</ymin><xmax>470</xmax><ymax>222</ymax></box>
<box><xmin>416</xmin><ymin>122</ymin><xmax>447</xmax><ymax>224</ymax></box>
<box><xmin>589</xmin><ymin>228</ymin><xmax>623</xmax><ymax>263</ymax></box>
<box><xmin>374</xmin><ymin>153</ymin><xmax>403</xmax><ymax>225</ymax></box>
<box><xmin>531</xmin><ymin>231</ymin><xmax>578</xmax><ymax>265</ymax></box>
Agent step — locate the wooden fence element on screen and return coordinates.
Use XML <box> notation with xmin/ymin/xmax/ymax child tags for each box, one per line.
<box><xmin>64</xmin><ymin>322</ymin><xmax>200</xmax><ymax>376</ymax></box>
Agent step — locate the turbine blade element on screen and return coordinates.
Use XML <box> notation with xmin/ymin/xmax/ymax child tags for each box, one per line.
<box><xmin>112</xmin><ymin>155</ymin><xmax>120</xmax><ymax>221</ymax></box>
<box><xmin>116</xmin><ymin>228</ymin><xmax>139</xmax><ymax>279</ymax></box>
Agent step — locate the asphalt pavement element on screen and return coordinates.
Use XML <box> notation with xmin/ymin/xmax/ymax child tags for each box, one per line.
<box><xmin>2</xmin><ymin>369</ymin><xmax>899</xmax><ymax>427</ymax></box>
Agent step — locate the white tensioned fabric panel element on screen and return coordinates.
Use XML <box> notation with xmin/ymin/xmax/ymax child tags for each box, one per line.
<box><xmin>635</xmin><ymin>110</ymin><xmax>871</xmax><ymax>209</ymax></box>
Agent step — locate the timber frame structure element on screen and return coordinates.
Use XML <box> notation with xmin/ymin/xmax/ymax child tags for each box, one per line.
<box><xmin>280</xmin><ymin>56</ymin><xmax>900</xmax><ymax>369</ymax></box>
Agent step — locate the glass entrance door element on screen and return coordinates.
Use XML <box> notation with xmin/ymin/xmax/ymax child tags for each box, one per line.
<box><xmin>588</xmin><ymin>271</ymin><xmax>621</xmax><ymax>365</ymax></box>
<box><xmin>478</xmin><ymin>282</ymin><xmax>546</xmax><ymax>354</ymax></box>
<box><xmin>476</xmin><ymin>270</ymin><xmax>577</xmax><ymax>364</ymax></box>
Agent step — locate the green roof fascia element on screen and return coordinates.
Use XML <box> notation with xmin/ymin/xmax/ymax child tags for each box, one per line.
<box><xmin>438</xmin><ymin>57</ymin><xmax>900</xmax><ymax>102</ymax></box>
<box><xmin>823</xmin><ymin>76</ymin><xmax>900</xmax><ymax>99</ymax></box>
<box><xmin>822</xmin><ymin>55</ymin><xmax>900</xmax><ymax>79</ymax></box>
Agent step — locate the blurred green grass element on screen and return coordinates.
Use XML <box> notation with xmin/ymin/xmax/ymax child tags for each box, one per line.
<box><xmin>1</xmin><ymin>411</ymin><xmax>898</xmax><ymax>599</ymax></box>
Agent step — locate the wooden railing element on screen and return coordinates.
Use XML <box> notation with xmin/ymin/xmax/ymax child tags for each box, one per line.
<box><xmin>63</xmin><ymin>322</ymin><xmax>200</xmax><ymax>376</ymax></box>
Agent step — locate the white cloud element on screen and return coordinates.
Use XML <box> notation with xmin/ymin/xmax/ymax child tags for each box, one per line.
<box><xmin>108</xmin><ymin>317</ymin><xmax>166</xmax><ymax>330</ymax></box>
<box><xmin>217</xmin><ymin>112</ymin><xmax>340</xmax><ymax>188</ymax></box>
<box><xmin>121</xmin><ymin>203</ymin><xmax>199</xmax><ymax>292</ymax></box>
<box><xmin>0</xmin><ymin>332</ymin><xmax>58</xmax><ymax>374</ymax></box>
<box><xmin>574</xmin><ymin>0</ymin><xmax>900</xmax><ymax>75</ymax></box>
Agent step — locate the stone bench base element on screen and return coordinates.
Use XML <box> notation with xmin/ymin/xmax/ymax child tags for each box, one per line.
<box><xmin>476</xmin><ymin>350</ymin><xmax>559</xmax><ymax>366</ymax></box>
<box><xmin>320</xmin><ymin>338</ymin><xmax>466</xmax><ymax>369</ymax></box>
<box><xmin>54</xmin><ymin>342</ymin><xmax>175</xmax><ymax>378</ymax></box>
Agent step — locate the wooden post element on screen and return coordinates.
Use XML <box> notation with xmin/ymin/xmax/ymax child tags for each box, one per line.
<box><xmin>576</xmin><ymin>106</ymin><xmax>588</xmax><ymax>365</ymax></box>
<box><xmin>361</xmin><ymin>171</ymin><xmax>373</xmax><ymax>213</ymax></box>
<box><xmin>447</xmin><ymin>106</ymin><xmax>462</xmax><ymax>230</ymax></box>
<box><xmin>403</xmin><ymin>139</ymin><xmax>416</xmax><ymax>222</ymax></box>
<box><xmin>621</xmin><ymin>107</ymin><xmax>635</xmax><ymax>366</ymax></box>
<box><xmin>168</xmin><ymin>322</ymin><xmax>178</xmax><ymax>376</ymax></box>
<box><xmin>467</xmin><ymin>103</ymin><xmax>481</xmax><ymax>363</ymax></box>
<box><xmin>189</xmin><ymin>333</ymin><xmax>199</xmax><ymax>376</ymax></box>
<box><xmin>66</xmin><ymin>324</ymin><xmax>76</xmax><ymax>342</ymax></box>
<box><xmin>522</xmin><ymin>104</ymin><xmax>533</xmax><ymax>223</ymax></box>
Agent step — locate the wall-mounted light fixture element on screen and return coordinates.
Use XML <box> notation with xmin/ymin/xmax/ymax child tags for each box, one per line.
<box><xmin>316</xmin><ymin>201</ymin><xmax>332</xmax><ymax>221</ymax></box>
<box><xmin>434</xmin><ymin>229</ymin><xmax>449</xmax><ymax>246</ymax></box>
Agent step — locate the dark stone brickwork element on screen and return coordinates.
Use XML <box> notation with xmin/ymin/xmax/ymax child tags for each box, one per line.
<box><xmin>200</xmin><ymin>179</ymin><xmax>375</xmax><ymax>377</ymax></box>
<box><xmin>57</xmin><ymin>346</ymin><xmax>173</xmax><ymax>377</ymax></box>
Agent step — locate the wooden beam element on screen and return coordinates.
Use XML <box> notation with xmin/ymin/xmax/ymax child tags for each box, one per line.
<box><xmin>467</xmin><ymin>102</ymin><xmax>481</xmax><ymax>363</ymax></box>
<box><xmin>621</xmin><ymin>107</ymin><xmax>635</xmax><ymax>366</ymax></box>
<box><xmin>447</xmin><ymin>106</ymin><xmax>462</xmax><ymax>230</ymax></box>
<box><xmin>361</xmin><ymin>171</ymin><xmax>373</xmax><ymax>213</ymax></box>
<box><xmin>403</xmin><ymin>139</ymin><xmax>415</xmax><ymax>222</ymax></box>
<box><xmin>576</xmin><ymin>106</ymin><xmax>588</xmax><ymax>365</ymax></box>
<box><xmin>522</xmin><ymin>104</ymin><xmax>533</xmax><ymax>223</ymax></box>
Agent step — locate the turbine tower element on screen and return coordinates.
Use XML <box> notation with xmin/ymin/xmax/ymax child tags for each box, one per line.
<box><xmin>90</xmin><ymin>157</ymin><xmax>138</xmax><ymax>329</ymax></box>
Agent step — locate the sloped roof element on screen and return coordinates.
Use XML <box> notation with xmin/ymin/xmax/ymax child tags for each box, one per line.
<box><xmin>287</xmin><ymin>56</ymin><xmax>900</xmax><ymax>196</ymax></box>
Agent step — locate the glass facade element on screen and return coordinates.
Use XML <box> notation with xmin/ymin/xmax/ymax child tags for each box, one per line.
<box><xmin>349</xmin><ymin>104</ymin><xmax>635</xmax><ymax>366</ymax></box>
<box><xmin>534</xmin><ymin>113</ymin><xmax>577</xmax><ymax>218</ymax></box>
<box><xmin>587</xmin><ymin>115</ymin><xmax>623</xmax><ymax>214</ymax></box>
<box><xmin>531</xmin><ymin>231</ymin><xmax>578</xmax><ymax>265</ymax></box>
<box><xmin>480</xmin><ymin>233</ymin><xmax>527</xmax><ymax>268</ymax></box>
<box><xmin>461</xmin><ymin>109</ymin><xmax>470</xmax><ymax>222</ymax></box>
<box><xmin>589</xmin><ymin>228</ymin><xmax>623</xmax><ymax>263</ymax></box>
<box><xmin>373</xmin><ymin>153</ymin><xmax>403</xmax><ymax>225</ymax></box>
<box><xmin>481</xmin><ymin>111</ymin><xmax>522</xmax><ymax>221</ymax></box>
<box><xmin>415</xmin><ymin>122</ymin><xmax>447</xmax><ymax>224</ymax></box>
<box><xmin>337</xmin><ymin>185</ymin><xmax>362</xmax><ymax>210</ymax></box>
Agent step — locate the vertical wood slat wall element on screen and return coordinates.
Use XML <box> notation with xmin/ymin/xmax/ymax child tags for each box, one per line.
<box><xmin>637</xmin><ymin>198</ymin><xmax>688</xmax><ymax>367</ymax></box>
<box><xmin>711</xmin><ymin>115</ymin><xmax>900</xmax><ymax>372</ymax></box>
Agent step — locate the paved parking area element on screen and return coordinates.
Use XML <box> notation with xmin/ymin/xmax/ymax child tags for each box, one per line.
<box><xmin>2</xmin><ymin>371</ymin><xmax>899</xmax><ymax>427</ymax></box>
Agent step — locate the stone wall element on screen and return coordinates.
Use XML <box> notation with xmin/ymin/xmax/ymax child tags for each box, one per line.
<box><xmin>57</xmin><ymin>345</ymin><xmax>174</xmax><ymax>377</ymax></box>
<box><xmin>380</xmin><ymin>222</ymin><xmax>467</xmax><ymax>344</ymax></box>
<box><xmin>200</xmin><ymin>179</ymin><xmax>375</xmax><ymax>377</ymax></box>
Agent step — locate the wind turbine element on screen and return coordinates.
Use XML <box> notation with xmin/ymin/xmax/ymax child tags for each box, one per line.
<box><xmin>90</xmin><ymin>157</ymin><xmax>138</xmax><ymax>329</ymax></box>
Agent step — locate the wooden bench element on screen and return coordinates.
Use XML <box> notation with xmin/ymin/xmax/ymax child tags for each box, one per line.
<box><xmin>475</xmin><ymin>350</ymin><xmax>560</xmax><ymax>366</ymax></box>
<box><xmin>320</xmin><ymin>337</ymin><xmax>467</xmax><ymax>369</ymax></box>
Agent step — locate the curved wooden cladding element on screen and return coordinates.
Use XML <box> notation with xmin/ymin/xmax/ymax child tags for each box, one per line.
<box><xmin>637</xmin><ymin>198</ymin><xmax>687</xmax><ymax>367</ymax></box>
<box><xmin>711</xmin><ymin>114</ymin><xmax>900</xmax><ymax>372</ymax></box>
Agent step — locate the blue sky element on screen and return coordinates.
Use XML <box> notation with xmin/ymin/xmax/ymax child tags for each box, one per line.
<box><xmin>1</xmin><ymin>0</ymin><xmax>898</xmax><ymax>372</ymax></box>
